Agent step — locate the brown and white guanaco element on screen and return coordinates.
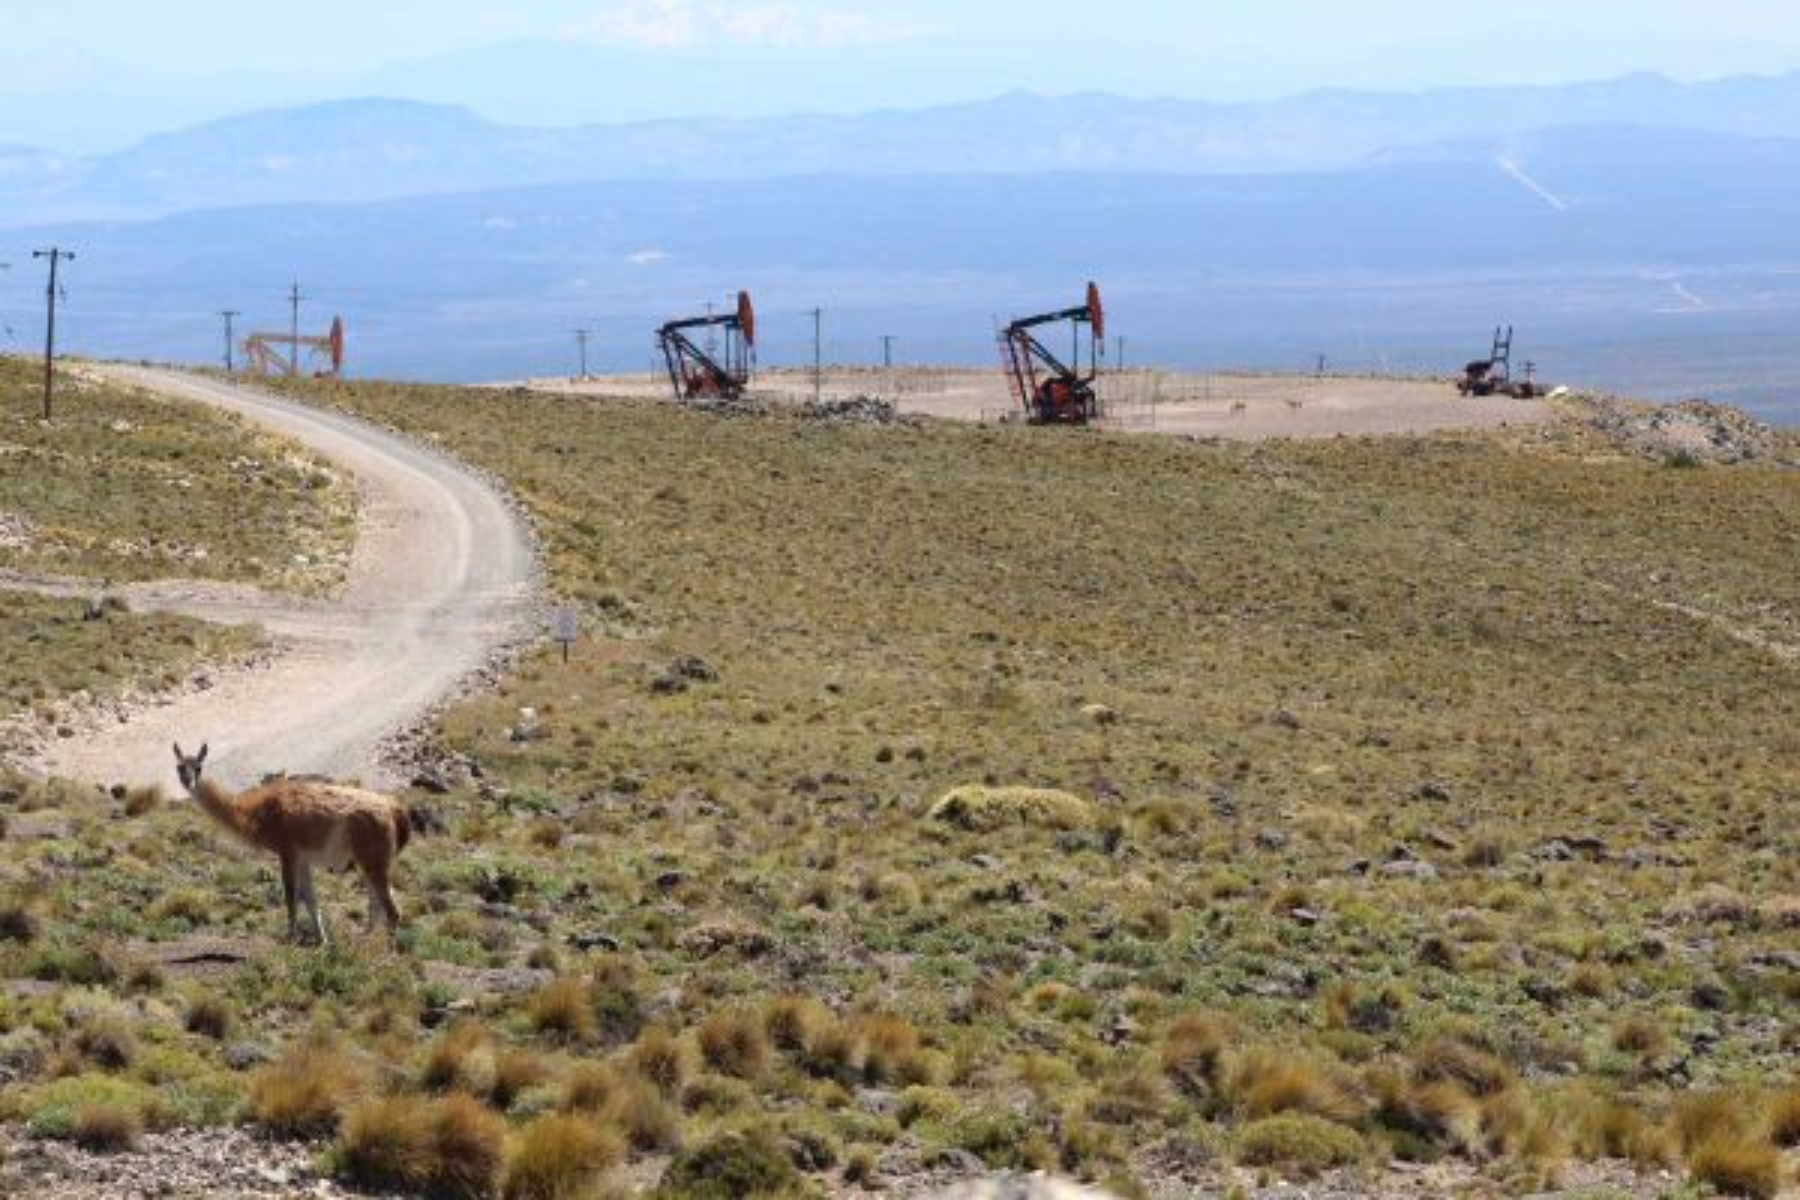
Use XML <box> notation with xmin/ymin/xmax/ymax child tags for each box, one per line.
<box><xmin>173</xmin><ymin>743</ymin><xmax>431</xmax><ymax>945</ymax></box>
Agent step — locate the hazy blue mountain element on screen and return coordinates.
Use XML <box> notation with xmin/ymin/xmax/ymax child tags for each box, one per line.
<box><xmin>6</xmin><ymin>71</ymin><xmax>1800</xmax><ymax>227</ymax></box>
<box><xmin>4</xmin><ymin>124</ymin><xmax>1796</xmax><ymax>424</ymax></box>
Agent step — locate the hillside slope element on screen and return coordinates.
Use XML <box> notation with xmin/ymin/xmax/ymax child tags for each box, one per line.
<box><xmin>6</xmin><ymin>386</ymin><xmax>1792</xmax><ymax>1197</ymax></box>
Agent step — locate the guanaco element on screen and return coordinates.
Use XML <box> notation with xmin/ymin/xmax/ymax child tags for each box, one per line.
<box><xmin>173</xmin><ymin>743</ymin><xmax>431</xmax><ymax>945</ymax></box>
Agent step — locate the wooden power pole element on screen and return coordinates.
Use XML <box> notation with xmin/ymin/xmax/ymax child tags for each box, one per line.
<box><xmin>32</xmin><ymin>248</ymin><xmax>74</xmax><ymax>421</ymax></box>
<box><xmin>220</xmin><ymin>310</ymin><xmax>241</xmax><ymax>374</ymax></box>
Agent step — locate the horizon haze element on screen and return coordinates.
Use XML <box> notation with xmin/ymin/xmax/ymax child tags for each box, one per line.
<box><xmin>0</xmin><ymin>5</ymin><xmax>1795</xmax><ymax>423</ymax></box>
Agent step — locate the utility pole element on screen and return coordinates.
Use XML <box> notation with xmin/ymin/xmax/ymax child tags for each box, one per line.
<box><xmin>574</xmin><ymin>330</ymin><xmax>592</xmax><ymax>380</ymax></box>
<box><xmin>811</xmin><ymin>308</ymin><xmax>823</xmax><ymax>404</ymax></box>
<box><xmin>287</xmin><ymin>282</ymin><xmax>306</xmax><ymax>379</ymax></box>
<box><xmin>1116</xmin><ymin>336</ymin><xmax>1127</xmax><ymax>374</ymax></box>
<box><xmin>32</xmin><ymin>248</ymin><xmax>74</xmax><ymax>421</ymax></box>
<box><xmin>219</xmin><ymin>310</ymin><xmax>241</xmax><ymax>374</ymax></box>
<box><xmin>1316</xmin><ymin>353</ymin><xmax>1328</xmax><ymax>377</ymax></box>
<box><xmin>882</xmin><ymin>335</ymin><xmax>898</xmax><ymax>370</ymax></box>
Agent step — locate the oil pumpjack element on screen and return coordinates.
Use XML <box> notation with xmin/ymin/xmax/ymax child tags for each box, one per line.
<box><xmin>1000</xmin><ymin>282</ymin><xmax>1107</xmax><ymax>426</ymax></box>
<box><xmin>658</xmin><ymin>292</ymin><xmax>756</xmax><ymax>403</ymax></box>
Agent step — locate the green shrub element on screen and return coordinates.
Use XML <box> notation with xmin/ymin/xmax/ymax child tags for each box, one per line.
<box><xmin>1235</xmin><ymin>1114</ymin><xmax>1367</xmax><ymax>1178</ymax></box>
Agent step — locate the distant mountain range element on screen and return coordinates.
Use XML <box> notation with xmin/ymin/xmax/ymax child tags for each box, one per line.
<box><xmin>1</xmin><ymin>73</ymin><xmax>1796</xmax><ymax>422</ymax></box>
<box><xmin>4</xmin><ymin>122</ymin><xmax>1797</xmax><ymax>424</ymax></box>
<box><xmin>6</xmin><ymin>70</ymin><xmax>1800</xmax><ymax>226</ymax></box>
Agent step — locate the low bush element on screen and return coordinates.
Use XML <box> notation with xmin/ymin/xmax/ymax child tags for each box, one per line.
<box><xmin>654</xmin><ymin>1130</ymin><xmax>808</xmax><ymax>1199</ymax></box>
<box><xmin>1235</xmin><ymin>1114</ymin><xmax>1367</xmax><ymax>1178</ymax></box>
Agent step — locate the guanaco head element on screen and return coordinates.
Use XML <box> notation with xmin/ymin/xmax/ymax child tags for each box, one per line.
<box><xmin>173</xmin><ymin>743</ymin><xmax>210</xmax><ymax>798</ymax></box>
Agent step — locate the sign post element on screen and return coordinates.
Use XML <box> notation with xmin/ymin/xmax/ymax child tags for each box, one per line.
<box><xmin>552</xmin><ymin>609</ymin><xmax>579</xmax><ymax>664</ymax></box>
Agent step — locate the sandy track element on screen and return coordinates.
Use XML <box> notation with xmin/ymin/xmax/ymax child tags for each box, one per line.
<box><xmin>26</xmin><ymin>367</ymin><xmax>538</xmax><ymax>792</ymax></box>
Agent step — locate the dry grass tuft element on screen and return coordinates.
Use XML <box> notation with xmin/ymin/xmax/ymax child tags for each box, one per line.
<box><xmin>431</xmin><ymin>1094</ymin><xmax>511</xmax><ymax>1200</ymax></box>
<box><xmin>183</xmin><ymin>994</ymin><xmax>234</xmax><ymax>1041</ymax></box>
<box><xmin>71</xmin><ymin>1014</ymin><xmax>139</xmax><ymax>1071</ymax></box>
<box><xmin>529</xmin><ymin>978</ymin><xmax>596</xmax><ymax>1043</ymax></box>
<box><xmin>122</xmin><ymin>785</ymin><xmax>164</xmax><ymax>819</ymax></box>
<box><xmin>1672</xmin><ymin>1089</ymin><xmax>1758</xmax><ymax>1153</ymax></box>
<box><xmin>798</xmin><ymin>1017</ymin><xmax>866</xmax><ymax>1084</ymax></box>
<box><xmin>855</xmin><ymin>1013</ymin><xmax>932</xmax><ymax>1086</ymax></box>
<box><xmin>71</xmin><ymin>1103</ymin><xmax>142</xmax><ymax>1153</ymax></box>
<box><xmin>1767</xmin><ymin>1086</ymin><xmax>1800</xmax><ymax>1148</ymax></box>
<box><xmin>1230</xmin><ymin>1051</ymin><xmax>1364</xmax><ymax>1123</ymax></box>
<box><xmin>503</xmin><ymin>1113</ymin><xmax>623</xmax><ymax>1200</ymax></box>
<box><xmin>763</xmin><ymin>995</ymin><xmax>829</xmax><ymax>1055</ymax></box>
<box><xmin>337</xmin><ymin>1098</ymin><xmax>435</xmax><ymax>1192</ymax></box>
<box><xmin>491</xmin><ymin>1048</ymin><xmax>549</xmax><ymax>1112</ymax></box>
<box><xmin>1160</xmin><ymin>1012</ymin><xmax>1229</xmax><ymax>1098</ymax></box>
<box><xmin>248</xmin><ymin>1036</ymin><xmax>369</xmax><ymax>1139</ymax></box>
<box><xmin>335</xmin><ymin>1093</ymin><xmax>507</xmax><ymax>1200</ymax></box>
<box><xmin>1688</xmin><ymin>1137</ymin><xmax>1782</xmax><ymax>1199</ymax></box>
<box><xmin>697</xmin><ymin>1009</ymin><xmax>771</xmax><ymax>1081</ymax></box>
<box><xmin>423</xmin><ymin>1020</ymin><xmax>494</xmax><ymax>1093</ymax></box>
<box><xmin>609</xmin><ymin>1074</ymin><xmax>682</xmax><ymax>1153</ymax></box>
<box><xmin>562</xmin><ymin>1063</ymin><xmax>621</xmax><ymax>1115</ymax></box>
<box><xmin>1612</xmin><ymin>1015</ymin><xmax>1670</xmax><ymax>1060</ymax></box>
<box><xmin>1411</xmin><ymin>1038</ymin><xmax>1513</xmax><ymax>1098</ymax></box>
<box><xmin>628</xmin><ymin>1027</ymin><xmax>692</xmax><ymax>1097</ymax></box>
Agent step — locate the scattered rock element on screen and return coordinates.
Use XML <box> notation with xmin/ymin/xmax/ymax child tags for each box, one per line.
<box><xmin>1412</xmin><ymin>781</ymin><xmax>1452</xmax><ymax>804</ymax></box>
<box><xmin>1691</xmin><ymin>981</ymin><xmax>1732</xmax><ymax>1012</ymax></box>
<box><xmin>0</xmin><ymin>510</ymin><xmax>35</xmax><ymax>551</ymax></box>
<box><xmin>1667</xmin><ymin>884</ymin><xmax>1754</xmax><ymax>927</ymax></box>
<box><xmin>799</xmin><ymin>395</ymin><xmax>902</xmax><ymax>425</ymax></box>
<box><xmin>1573</xmin><ymin>396</ymin><xmax>1776</xmax><ymax>465</ymax></box>
<box><xmin>1080</xmin><ymin>703</ymin><xmax>1119</xmax><ymax>727</ymax></box>
<box><xmin>1207</xmin><ymin>788</ymin><xmax>1238</xmax><ymax>820</ymax></box>
<box><xmin>677</xmin><ymin>918</ymin><xmax>774</xmax><ymax>960</ymax></box>
<box><xmin>1381</xmin><ymin>860</ymin><xmax>1439</xmax><ymax>881</ymax></box>
<box><xmin>410</xmin><ymin>772</ymin><xmax>452</xmax><ymax>796</ymax></box>
<box><xmin>422</xmin><ymin>961</ymin><xmax>554</xmax><ymax>999</ymax></box>
<box><xmin>668</xmin><ymin>655</ymin><xmax>719</xmax><ymax>683</ymax></box>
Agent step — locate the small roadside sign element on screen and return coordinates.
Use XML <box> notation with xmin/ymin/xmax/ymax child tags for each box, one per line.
<box><xmin>552</xmin><ymin>609</ymin><xmax>578</xmax><ymax>663</ymax></box>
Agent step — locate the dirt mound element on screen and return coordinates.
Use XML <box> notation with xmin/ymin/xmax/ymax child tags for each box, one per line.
<box><xmin>1573</xmin><ymin>396</ymin><xmax>1777</xmax><ymax>465</ymax></box>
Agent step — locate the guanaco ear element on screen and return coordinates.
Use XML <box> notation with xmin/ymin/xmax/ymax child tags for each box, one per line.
<box><xmin>173</xmin><ymin>743</ymin><xmax>185</xmax><ymax>762</ymax></box>
<box><xmin>198</xmin><ymin>744</ymin><xmax>209</xmax><ymax>764</ymax></box>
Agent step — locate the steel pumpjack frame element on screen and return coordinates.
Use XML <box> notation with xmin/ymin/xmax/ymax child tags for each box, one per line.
<box><xmin>1001</xmin><ymin>282</ymin><xmax>1107</xmax><ymax>426</ymax></box>
<box><xmin>1460</xmin><ymin>325</ymin><xmax>1542</xmax><ymax>399</ymax></box>
<box><xmin>659</xmin><ymin>292</ymin><xmax>757</xmax><ymax>403</ymax></box>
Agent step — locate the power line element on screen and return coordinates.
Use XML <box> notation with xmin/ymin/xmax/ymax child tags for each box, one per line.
<box><xmin>32</xmin><ymin>248</ymin><xmax>75</xmax><ymax>421</ymax></box>
<box><xmin>219</xmin><ymin>310</ymin><xmax>241</xmax><ymax>374</ymax></box>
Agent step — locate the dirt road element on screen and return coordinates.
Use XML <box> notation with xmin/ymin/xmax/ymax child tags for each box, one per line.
<box><xmin>26</xmin><ymin>367</ymin><xmax>538</xmax><ymax>791</ymax></box>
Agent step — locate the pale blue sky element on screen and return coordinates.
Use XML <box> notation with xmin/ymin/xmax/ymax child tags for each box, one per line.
<box><xmin>4</xmin><ymin>0</ymin><xmax>1798</xmax><ymax>147</ymax></box>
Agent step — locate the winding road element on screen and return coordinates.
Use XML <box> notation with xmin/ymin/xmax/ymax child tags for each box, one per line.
<box><xmin>29</xmin><ymin>367</ymin><xmax>538</xmax><ymax>791</ymax></box>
